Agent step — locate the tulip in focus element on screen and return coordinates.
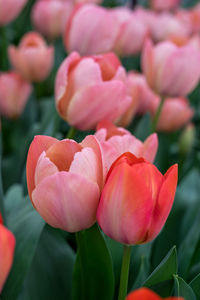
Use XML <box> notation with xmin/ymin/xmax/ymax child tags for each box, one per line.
<box><xmin>142</xmin><ymin>39</ymin><xmax>200</xmax><ymax>97</ymax></box>
<box><xmin>0</xmin><ymin>0</ymin><xmax>27</xmax><ymax>25</ymax></box>
<box><xmin>95</xmin><ymin>120</ymin><xmax>158</xmax><ymax>171</ymax></box>
<box><xmin>150</xmin><ymin>97</ymin><xmax>194</xmax><ymax>132</ymax></box>
<box><xmin>126</xmin><ymin>287</ymin><xmax>184</xmax><ymax>300</ymax></box>
<box><xmin>9</xmin><ymin>32</ymin><xmax>54</xmax><ymax>82</ymax></box>
<box><xmin>151</xmin><ymin>0</ymin><xmax>180</xmax><ymax>11</ymax></box>
<box><xmin>0</xmin><ymin>72</ymin><xmax>32</xmax><ymax>119</ymax></box>
<box><xmin>26</xmin><ymin>135</ymin><xmax>104</xmax><ymax>232</ymax></box>
<box><xmin>0</xmin><ymin>215</ymin><xmax>15</xmax><ymax>293</ymax></box>
<box><xmin>64</xmin><ymin>4</ymin><xmax>119</xmax><ymax>55</ymax></box>
<box><xmin>32</xmin><ymin>0</ymin><xmax>74</xmax><ymax>40</ymax></box>
<box><xmin>55</xmin><ymin>52</ymin><xmax>131</xmax><ymax>130</ymax></box>
<box><xmin>97</xmin><ymin>153</ymin><xmax>178</xmax><ymax>245</ymax></box>
<box><xmin>111</xmin><ymin>7</ymin><xmax>149</xmax><ymax>57</ymax></box>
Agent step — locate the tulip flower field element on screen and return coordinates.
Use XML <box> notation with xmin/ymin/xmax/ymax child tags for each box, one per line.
<box><xmin>1</xmin><ymin>0</ymin><xmax>200</xmax><ymax>299</ymax></box>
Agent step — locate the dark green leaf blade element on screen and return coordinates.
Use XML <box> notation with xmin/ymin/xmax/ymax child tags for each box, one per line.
<box><xmin>174</xmin><ymin>275</ymin><xmax>196</xmax><ymax>300</ymax></box>
<box><xmin>190</xmin><ymin>273</ymin><xmax>200</xmax><ymax>299</ymax></box>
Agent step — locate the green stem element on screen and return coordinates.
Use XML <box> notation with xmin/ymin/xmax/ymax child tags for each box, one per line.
<box><xmin>0</xmin><ymin>26</ymin><xmax>9</xmax><ymax>71</ymax></box>
<box><xmin>66</xmin><ymin>127</ymin><xmax>77</xmax><ymax>139</ymax></box>
<box><xmin>118</xmin><ymin>245</ymin><xmax>132</xmax><ymax>300</ymax></box>
<box><xmin>75</xmin><ymin>231</ymin><xmax>86</xmax><ymax>300</ymax></box>
<box><xmin>151</xmin><ymin>96</ymin><xmax>165</xmax><ymax>133</ymax></box>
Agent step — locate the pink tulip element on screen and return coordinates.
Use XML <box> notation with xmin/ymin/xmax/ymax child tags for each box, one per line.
<box><xmin>142</xmin><ymin>39</ymin><xmax>200</xmax><ymax>97</ymax></box>
<box><xmin>0</xmin><ymin>72</ymin><xmax>32</xmax><ymax>119</ymax></box>
<box><xmin>177</xmin><ymin>5</ymin><xmax>200</xmax><ymax>35</ymax></box>
<box><xmin>0</xmin><ymin>215</ymin><xmax>15</xmax><ymax>293</ymax></box>
<box><xmin>150</xmin><ymin>97</ymin><xmax>194</xmax><ymax>132</ymax></box>
<box><xmin>55</xmin><ymin>52</ymin><xmax>131</xmax><ymax>130</ymax></box>
<box><xmin>95</xmin><ymin>120</ymin><xmax>158</xmax><ymax>171</ymax></box>
<box><xmin>97</xmin><ymin>153</ymin><xmax>178</xmax><ymax>245</ymax></box>
<box><xmin>0</xmin><ymin>0</ymin><xmax>27</xmax><ymax>25</ymax></box>
<box><xmin>26</xmin><ymin>134</ymin><xmax>104</xmax><ymax>232</ymax></box>
<box><xmin>32</xmin><ymin>0</ymin><xmax>74</xmax><ymax>40</ymax></box>
<box><xmin>64</xmin><ymin>4</ymin><xmax>119</xmax><ymax>55</ymax></box>
<box><xmin>8</xmin><ymin>32</ymin><xmax>54</xmax><ymax>82</ymax></box>
<box><xmin>111</xmin><ymin>7</ymin><xmax>149</xmax><ymax>57</ymax></box>
<box><xmin>151</xmin><ymin>0</ymin><xmax>180</xmax><ymax>11</ymax></box>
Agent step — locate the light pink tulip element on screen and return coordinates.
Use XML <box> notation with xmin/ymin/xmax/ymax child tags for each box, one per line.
<box><xmin>111</xmin><ymin>7</ymin><xmax>149</xmax><ymax>57</ymax></box>
<box><xmin>177</xmin><ymin>5</ymin><xmax>200</xmax><ymax>35</ymax></box>
<box><xmin>95</xmin><ymin>120</ymin><xmax>158</xmax><ymax>171</ymax></box>
<box><xmin>32</xmin><ymin>0</ymin><xmax>74</xmax><ymax>40</ymax></box>
<box><xmin>151</xmin><ymin>0</ymin><xmax>180</xmax><ymax>11</ymax></box>
<box><xmin>0</xmin><ymin>0</ymin><xmax>27</xmax><ymax>25</ymax></box>
<box><xmin>150</xmin><ymin>97</ymin><xmax>194</xmax><ymax>132</ymax></box>
<box><xmin>64</xmin><ymin>4</ymin><xmax>119</xmax><ymax>55</ymax></box>
<box><xmin>26</xmin><ymin>135</ymin><xmax>104</xmax><ymax>232</ymax></box>
<box><xmin>0</xmin><ymin>215</ymin><xmax>15</xmax><ymax>293</ymax></box>
<box><xmin>142</xmin><ymin>39</ymin><xmax>200</xmax><ymax>97</ymax></box>
<box><xmin>97</xmin><ymin>153</ymin><xmax>178</xmax><ymax>245</ymax></box>
<box><xmin>55</xmin><ymin>52</ymin><xmax>131</xmax><ymax>130</ymax></box>
<box><xmin>0</xmin><ymin>72</ymin><xmax>32</xmax><ymax>119</ymax></box>
<box><xmin>9</xmin><ymin>32</ymin><xmax>54</xmax><ymax>82</ymax></box>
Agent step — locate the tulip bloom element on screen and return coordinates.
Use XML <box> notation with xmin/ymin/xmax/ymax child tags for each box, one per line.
<box><xmin>95</xmin><ymin>120</ymin><xmax>158</xmax><ymax>171</ymax></box>
<box><xmin>142</xmin><ymin>39</ymin><xmax>200</xmax><ymax>97</ymax></box>
<box><xmin>9</xmin><ymin>32</ymin><xmax>54</xmax><ymax>82</ymax></box>
<box><xmin>0</xmin><ymin>72</ymin><xmax>32</xmax><ymax>119</ymax></box>
<box><xmin>111</xmin><ymin>7</ymin><xmax>149</xmax><ymax>57</ymax></box>
<box><xmin>151</xmin><ymin>0</ymin><xmax>180</xmax><ymax>11</ymax></box>
<box><xmin>32</xmin><ymin>0</ymin><xmax>74</xmax><ymax>40</ymax></box>
<box><xmin>26</xmin><ymin>135</ymin><xmax>104</xmax><ymax>232</ymax></box>
<box><xmin>0</xmin><ymin>215</ymin><xmax>15</xmax><ymax>293</ymax></box>
<box><xmin>0</xmin><ymin>0</ymin><xmax>27</xmax><ymax>25</ymax></box>
<box><xmin>64</xmin><ymin>4</ymin><xmax>118</xmax><ymax>55</ymax></box>
<box><xmin>97</xmin><ymin>153</ymin><xmax>178</xmax><ymax>245</ymax></box>
<box><xmin>126</xmin><ymin>287</ymin><xmax>184</xmax><ymax>300</ymax></box>
<box><xmin>150</xmin><ymin>97</ymin><xmax>194</xmax><ymax>132</ymax></box>
<box><xmin>55</xmin><ymin>52</ymin><xmax>131</xmax><ymax>130</ymax></box>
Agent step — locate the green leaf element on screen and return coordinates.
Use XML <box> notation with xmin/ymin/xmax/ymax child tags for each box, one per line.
<box><xmin>72</xmin><ymin>224</ymin><xmax>115</xmax><ymax>300</ymax></box>
<box><xmin>19</xmin><ymin>225</ymin><xmax>75</xmax><ymax>300</ymax></box>
<box><xmin>190</xmin><ymin>273</ymin><xmax>200</xmax><ymax>299</ymax></box>
<box><xmin>174</xmin><ymin>275</ymin><xmax>196</xmax><ymax>300</ymax></box>
<box><xmin>1</xmin><ymin>185</ymin><xmax>45</xmax><ymax>299</ymax></box>
<box><xmin>144</xmin><ymin>246</ymin><xmax>177</xmax><ymax>287</ymax></box>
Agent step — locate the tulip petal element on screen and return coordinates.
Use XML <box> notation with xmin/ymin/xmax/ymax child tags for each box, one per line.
<box><xmin>26</xmin><ymin>135</ymin><xmax>58</xmax><ymax>202</ymax></box>
<box><xmin>126</xmin><ymin>287</ymin><xmax>161</xmax><ymax>300</ymax></box>
<box><xmin>146</xmin><ymin>164</ymin><xmax>178</xmax><ymax>242</ymax></box>
<box><xmin>142</xmin><ymin>133</ymin><xmax>158</xmax><ymax>163</ymax></box>
<box><xmin>32</xmin><ymin>171</ymin><xmax>100</xmax><ymax>232</ymax></box>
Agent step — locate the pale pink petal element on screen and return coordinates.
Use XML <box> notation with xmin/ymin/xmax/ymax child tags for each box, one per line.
<box><xmin>141</xmin><ymin>133</ymin><xmax>158</xmax><ymax>163</ymax></box>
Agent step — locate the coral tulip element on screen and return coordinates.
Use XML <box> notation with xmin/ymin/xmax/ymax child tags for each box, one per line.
<box><xmin>142</xmin><ymin>39</ymin><xmax>200</xmax><ymax>97</ymax></box>
<box><xmin>26</xmin><ymin>135</ymin><xmax>104</xmax><ymax>232</ymax></box>
<box><xmin>151</xmin><ymin>0</ymin><xmax>180</xmax><ymax>11</ymax></box>
<box><xmin>0</xmin><ymin>215</ymin><xmax>15</xmax><ymax>293</ymax></box>
<box><xmin>97</xmin><ymin>153</ymin><xmax>178</xmax><ymax>245</ymax></box>
<box><xmin>126</xmin><ymin>287</ymin><xmax>184</xmax><ymax>300</ymax></box>
<box><xmin>64</xmin><ymin>4</ymin><xmax>118</xmax><ymax>55</ymax></box>
<box><xmin>9</xmin><ymin>32</ymin><xmax>54</xmax><ymax>82</ymax></box>
<box><xmin>95</xmin><ymin>120</ymin><xmax>158</xmax><ymax>171</ymax></box>
<box><xmin>150</xmin><ymin>97</ymin><xmax>194</xmax><ymax>132</ymax></box>
<box><xmin>32</xmin><ymin>0</ymin><xmax>74</xmax><ymax>40</ymax></box>
<box><xmin>0</xmin><ymin>72</ymin><xmax>32</xmax><ymax>119</ymax></box>
<box><xmin>55</xmin><ymin>52</ymin><xmax>131</xmax><ymax>130</ymax></box>
<box><xmin>111</xmin><ymin>7</ymin><xmax>149</xmax><ymax>57</ymax></box>
<box><xmin>0</xmin><ymin>0</ymin><xmax>27</xmax><ymax>25</ymax></box>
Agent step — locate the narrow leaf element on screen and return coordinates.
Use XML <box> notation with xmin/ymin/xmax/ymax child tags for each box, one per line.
<box><xmin>174</xmin><ymin>275</ymin><xmax>196</xmax><ymax>300</ymax></box>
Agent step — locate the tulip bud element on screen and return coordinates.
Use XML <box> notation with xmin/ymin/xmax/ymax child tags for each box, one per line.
<box><xmin>142</xmin><ymin>39</ymin><xmax>200</xmax><ymax>97</ymax></box>
<box><xmin>0</xmin><ymin>215</ymin><xmax>15</xmax><ymax>293</ymax></box>
<box><xmin>95</xmin><ymin>120</ymin><xmax>158</xmax><ymax>171</ymax></box>
<box><xmin>55</xmin><ymin>52</ymin><xmax>131</xmax><ymax>130</ymax></box>
<box><xmin>0</xmin><ymin>72</ymin><xmax>32</xmax><ymax>119</ymax></box>
<box><xmin>97</xmin><ymin>153</ymin><xmax>178</xmax><ymax>245</ymax></box>
<box><xmin>64</xmin><ymin>4</ymin><xmax>119</xmax><ymax>55</ymax></box>
<box><xmin>179</xmin><ymin>123</ymin><xmax>195</xmax><ymax>157</ymax></box>
<box><xmin>8</xmin><ymin>32</ymin><xmax>54</xmax><ymax>82</ymax></box>
<box><xmin>0</xmin><ymin>0</ymin><xmax>27</xmax><ymax>25</ymax></box>
<box><xmin>26</xmin><ymin>135</ymin><xmax>104</xmax><ymax>232</ymax></box>
<box><xmin>126</xmin><ymin>287</ymin><xmax>184</xmax><ymax>300</ymax></box>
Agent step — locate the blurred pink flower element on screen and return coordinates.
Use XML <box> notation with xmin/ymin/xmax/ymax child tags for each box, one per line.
<box><xmin>0</xmin><ymin>0</ymin><xmax>27</xmax><ymax>25</ymax></box>
<box><xmin>0</xmin><ymin>72</ymin><xmax>32</xmax><ymax>119</ymax></box>
<box><xmin>55</xmin><ymin>52</ymin><xmax>131</xmax><ymax>130</ymax></box>
<box><xmin>9</xmin><ymin>32</ymin><xmax>54</xmax><ymax>82</ymax></box>
<box><xmin>151</xmin><ymin>0</ymin><xmax>180</xmax><ymax>11</ymax></box>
